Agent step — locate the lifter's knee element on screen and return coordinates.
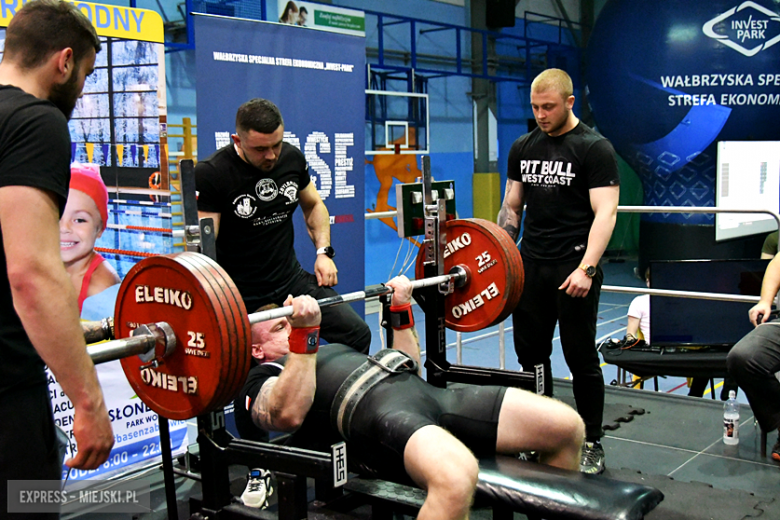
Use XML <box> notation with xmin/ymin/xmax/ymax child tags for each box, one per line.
<box><xmin>432</xmin><ymin>449</ymin><xmax>478</xmax><ymax>499</ymax></box>
<box><xmin>540</xmin><ymin>403</ymin><xmax>585</xmax><ymax>471</ymax></box>
<box><xmin>405</xmin><ymin>426</ymin><xmax>478</xmax><ymax>520</ymax></box>
<box><xmin>423</xmin><ymin>449</ymin><xmax>478</xmax><ymax>520</ymax></box>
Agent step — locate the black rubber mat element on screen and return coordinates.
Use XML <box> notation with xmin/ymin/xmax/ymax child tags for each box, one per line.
<box><xmin>608</xmin><ymin>468</ymin><xmax>769</xmax><ymax>520</ymax></box>
<box><xmin>752</xmin><ymin>498</ymin><xmax>780</xmax><ymax>519</ymax></box>
<box><xmin>558</xmin><ymin>395</ymin><xmax>647</xmax><ymax>431</ymax></box>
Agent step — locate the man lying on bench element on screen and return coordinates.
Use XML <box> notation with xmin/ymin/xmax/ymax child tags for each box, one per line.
<box><xmin>233</xmin><ymin>276</ymin><xmax>585</xmax><ymax>520</ymax></box>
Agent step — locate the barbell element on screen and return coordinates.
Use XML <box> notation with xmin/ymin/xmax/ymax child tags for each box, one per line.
<box><xmin>85</xmin><ymin>218</ymin><xmax>524</xmax><ymax>421</ymax></box>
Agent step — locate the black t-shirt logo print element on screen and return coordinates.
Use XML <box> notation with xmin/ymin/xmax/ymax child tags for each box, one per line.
<box><xmin>280</xmin><ymin>181</ymin><xmax>299</xmax><ymax>204</ymax></box>
<box><xmin>233</xmin><ymin>194</ymin><xmax>257</xmax><ymax>218</ymax></box>
<box><xmin>256</xmin><ymin>179</ymin><xmax>278</xmax><ymax>201</ymax></box>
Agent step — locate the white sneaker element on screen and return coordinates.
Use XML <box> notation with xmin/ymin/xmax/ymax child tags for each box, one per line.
<box><xmin>241</xmin><ymin>468</ymin><xmax>273</xmax><ymax>508</ymax></box>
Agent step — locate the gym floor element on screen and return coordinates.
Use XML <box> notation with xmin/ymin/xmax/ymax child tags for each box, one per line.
<box><xmin>66</xmin><ymin>260</ymin><xmax>779</xmax><ymax>519</ymax></box>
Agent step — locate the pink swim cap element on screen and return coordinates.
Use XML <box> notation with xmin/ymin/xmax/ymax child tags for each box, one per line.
<box><xmin>69</xmin><ymin>163</ymin><xmax>108</xmax><ymax>231</ymax></box>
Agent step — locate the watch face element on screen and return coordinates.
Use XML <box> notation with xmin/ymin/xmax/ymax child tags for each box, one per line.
<box><xmin>326</xmin><ymin>246</ymin><xmax>335</xmax><ymax>259</ymax></box>
<box><xmin>586</xmin><ymin>266</ymin><xmax>596</xmax><ymax>277</ymax></box>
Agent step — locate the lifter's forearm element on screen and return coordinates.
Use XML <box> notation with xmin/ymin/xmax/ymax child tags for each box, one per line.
<box><xmin>391</xmin><ymin>328</ymin><xmax>422</xmax><ymax>373</ymax></box>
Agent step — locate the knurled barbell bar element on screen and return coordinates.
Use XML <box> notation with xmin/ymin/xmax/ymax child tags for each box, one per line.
<box><xmin>81</xmin><ymin>218</ymin><xmax>523</xmax><ymax>421</ymax></box>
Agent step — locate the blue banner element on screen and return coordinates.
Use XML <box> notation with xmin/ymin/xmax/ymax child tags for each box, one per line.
<box><xmin>194</xmin><ymin>15</ymin><xmax>366</xmax><ymax>319</ymax></box>
<box><xmin>586</xmin><ymin>0</ymin><xmax>780</xmax><ymax>224</ymax></box>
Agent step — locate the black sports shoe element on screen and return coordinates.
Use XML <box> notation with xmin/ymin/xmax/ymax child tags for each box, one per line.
<box><xmin>241</xmin><ymin>468</ymin><xmax>273</xmax><ymax>508</ymax></box>
<box><xmin>580</xmin><ymin>441</ymin><xmax>606</xmax><ymax>475</ymax></box>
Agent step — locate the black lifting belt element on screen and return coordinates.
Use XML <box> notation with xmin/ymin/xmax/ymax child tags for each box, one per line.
<box><xmin>331</xmin><ymin>349</ymin><xmax>418</xmax><ymax>440</ymax></box>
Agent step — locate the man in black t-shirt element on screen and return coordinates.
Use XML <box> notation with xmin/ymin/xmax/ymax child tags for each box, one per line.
<box><xmin>0</xmin><ymin>0</ymin><xmax>113</xmax><ymax>513</ymax></box>
<box><xmin>196</xmin><ymin>98</ymin><xmax>371</xmax><ymax>353</ymax></box>
<box><xmin>234</xmin><ymin>276</ymin><xmax>585</xmax><ymax>519</ymax></box>
<box><xmin>497</xmin><ymin>68</ymin><xmax>620</xmax><ymax>475</ymax></box>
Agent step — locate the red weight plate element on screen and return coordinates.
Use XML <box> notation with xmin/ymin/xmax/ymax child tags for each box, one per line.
<box><xmin>173</xmin><ymin>253</ymin><xmax>242</xmax><ymax>408</ymax></box>
<box><xmin>178</xmin><ymin>253</ymin><xmax>251</xmax><ymax>408</ymax></box>
<box><xmin>415</xmin><ymin>218</ymin><xmax>524</xmax><ymax>332</ymax></box>
<box><xmin>115</xmin><ymin>254</ymin><xmax>245</xmax><ymax>420</ymax></box>
<box><xmin>491</xmin><ymin>223</ymin><xmax>525</xmax><ymax>311</ymax></box>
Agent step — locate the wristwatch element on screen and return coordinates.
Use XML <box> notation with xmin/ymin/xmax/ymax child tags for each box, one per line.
<box><xmin>316</xmin><ymin>246</ymin><xmax>336</xmax><ymax>258</ymax></box>
<box><xmin>579</xmin><ymin>263</ymin><xmax>596</xmax><ymax>278</ymax></box>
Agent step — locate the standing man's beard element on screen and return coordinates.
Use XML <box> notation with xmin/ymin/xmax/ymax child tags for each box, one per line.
<box><xmin>49</xmin><ymin>69</ymin><xmax>82</xmax><ymax>121</ymax></box>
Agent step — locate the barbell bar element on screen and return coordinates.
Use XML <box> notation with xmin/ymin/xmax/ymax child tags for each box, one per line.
<box><xmin>80</xmin><ymin>218</ymin><xmax>523</xmax><ymax>420</ymax></box>
<box><xmin>84</xmin><ymin>271</ymin><xmax>467</xmax><ymax>363</ymax></box>
<box><xmin>247</xmin><ymin>268</ymin><xmax>468</xmax><ymax>325</ymax></box>
<box><xmin>85</xmin><ymin>269</ymin><xmax>468</xmax><ymax>344</ymax></box>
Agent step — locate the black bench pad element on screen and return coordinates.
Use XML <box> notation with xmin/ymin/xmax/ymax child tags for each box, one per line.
<box><xmin>477</xmin><ymin>456</ymin><xmax>664</xmax><ymax>520</ymax></box>
<box><xmin>344</xmin><ymin>456</ymin><xmax>663</xmax><ymax>520</ymax></box>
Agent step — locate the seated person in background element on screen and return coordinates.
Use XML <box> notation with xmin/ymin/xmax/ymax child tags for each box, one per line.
<box><xmin>626</xmin><ymin>268</ymin><xmax>650</xmax><ymax>345</ymax></box>
<box><xmin>623</xmin><ymin>268</ymin><xmax>735</xmax><ymax>399</ymax></box>
<box><xmin>728</xmin><ymin>253</ymin><xmax>780</xmax><ymax>461</ymax></box>
<box><xmin>234</xmin><ymin>276</ymin><xmax>585</xmax><ymax>520</ymax></box>
<box><xmin>60</xmin><ymin>163</ymin><xmax>120</xmax><ymax>312</ymax></box>
<box><xmin>762</xmin><ymin>230</ymin><xmax>778</xmax><ymax>259</ymax></box>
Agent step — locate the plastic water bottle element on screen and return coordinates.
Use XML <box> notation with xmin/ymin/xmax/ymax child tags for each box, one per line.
<box><xmin>723</xmin><ymin>390</ymin><xmax>739</xmax><ymax>445</ymax></box>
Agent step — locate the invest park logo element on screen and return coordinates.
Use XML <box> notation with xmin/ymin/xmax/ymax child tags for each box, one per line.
<box><xmin>703</xmin><ymin>1</ymin><xmax>780</xmax><ymax>57</ymax></box>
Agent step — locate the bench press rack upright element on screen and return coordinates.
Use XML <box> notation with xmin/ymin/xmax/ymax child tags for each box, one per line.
<box><xmin>408</xmin><ymin>157</ymin><xmax>543</xmax><ymax>392</ymax></box>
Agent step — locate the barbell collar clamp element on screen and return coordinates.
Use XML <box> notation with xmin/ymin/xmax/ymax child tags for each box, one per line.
<box><xmin>449</xmin><ymin>265</ymin><xmax>468</xmax><ymax>289</ymax></box>
<box><xmin>135</xmin><ymin>322</ymin><xmax>176</xmax><ymax>363</ymax></box>
<box><xmin>87</xmin><ymin>321</ymin><xmax>176</xmax><ymax>366</ymax></box>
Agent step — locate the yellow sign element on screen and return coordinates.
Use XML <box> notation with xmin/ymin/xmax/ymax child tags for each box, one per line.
<box><xmin>0</xmin><ymin>1</ymin><xmax>164</xmax><ymax>43</ymax></box>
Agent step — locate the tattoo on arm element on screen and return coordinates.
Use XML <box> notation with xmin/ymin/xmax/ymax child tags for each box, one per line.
<box><xmin>497</xmin><ymin>180</ymin><xmax>521</xmax><ymax>241</ymax></box>
<box><xmin>251</xmin><ymin>377</ymin><xmax>284</xmax><ymax>431</ymax></box>
<box><xmin>497</xmin><ymin>207</ymin><xmax>519</xmax><ymax>241</ymax></box>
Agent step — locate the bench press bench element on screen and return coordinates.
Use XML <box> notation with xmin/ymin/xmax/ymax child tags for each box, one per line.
<box><xmin>344</xmin><ymin>455</ymin><xmax>663</xmax><ymax>520</ymax></box>
<box><xmin>193</xmin><ymin>431</ymin><xmax>663</xmax><ymax>520</ymax></box>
